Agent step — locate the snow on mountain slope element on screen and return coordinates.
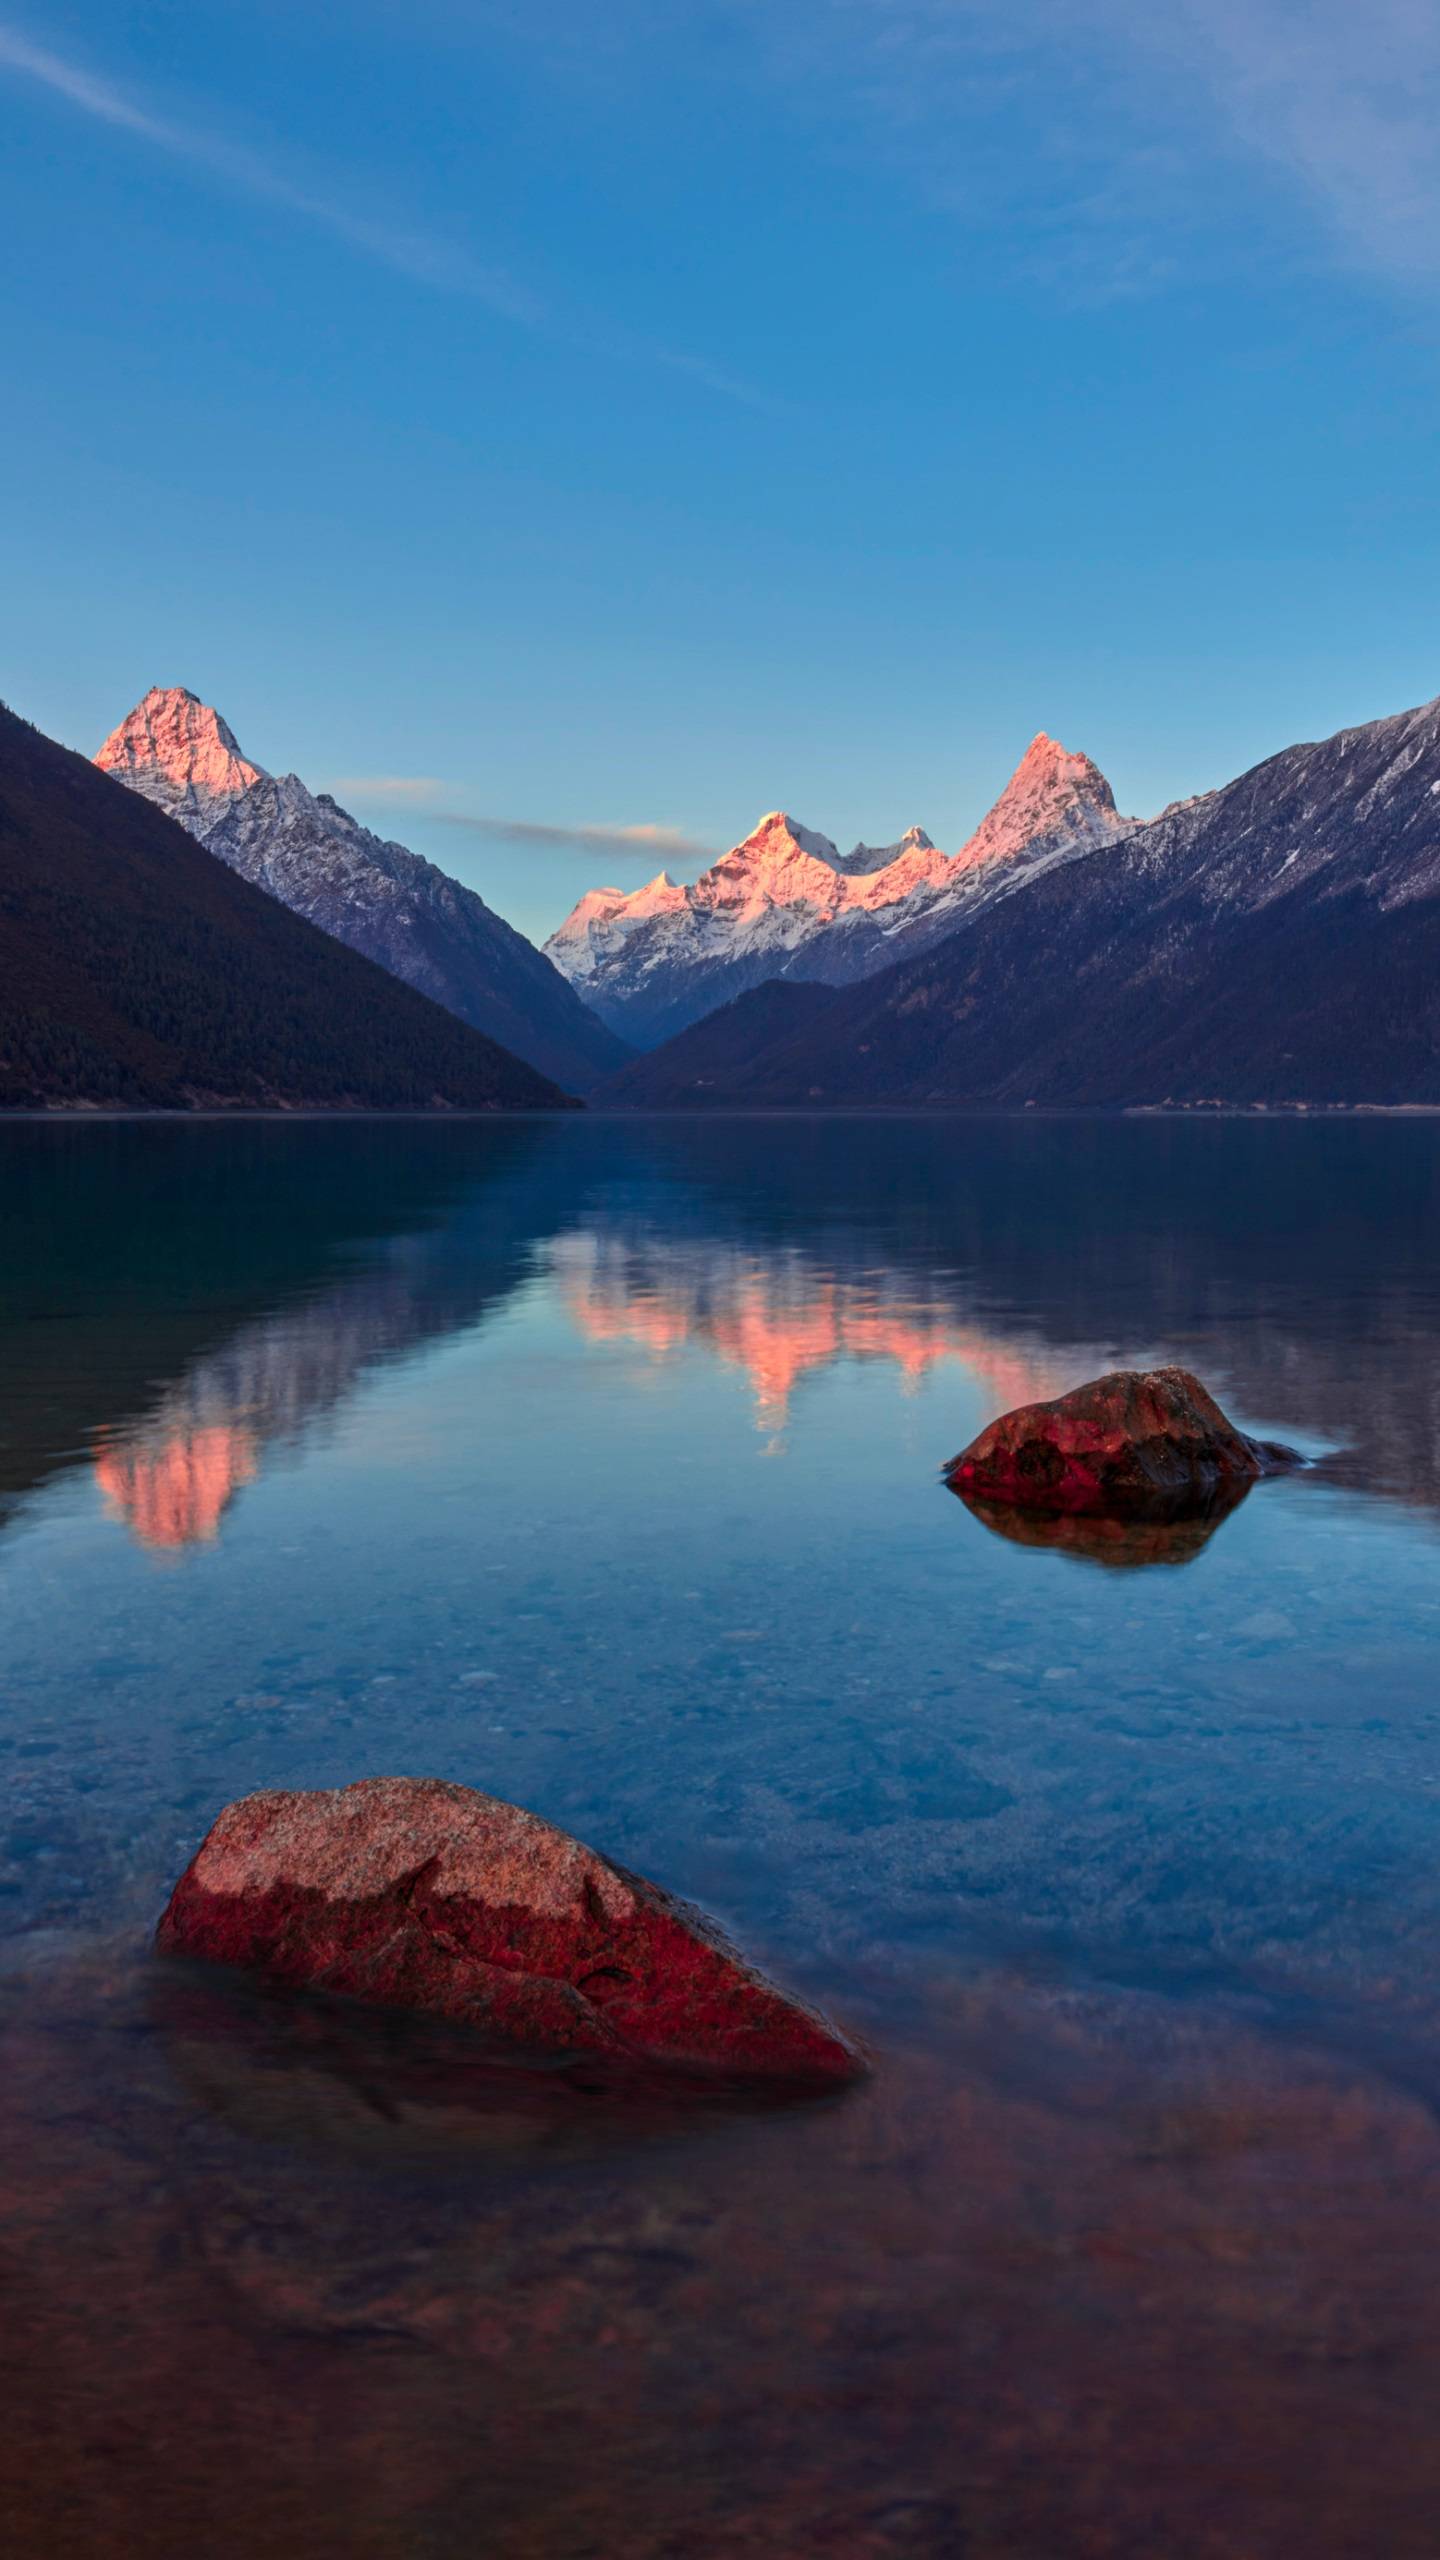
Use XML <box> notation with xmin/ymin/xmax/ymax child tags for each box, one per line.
<box><xmin>544</xmin><ymin>870</ymin><xmax>689</xmax><ymax>985</ymax></box>
<box><xmin>604</xmin><ymin>692</ymin><xmax>1440</xmax><ymax>1111</ymax></box>
<box><xmin>95</xmin><ymin>687</ymin><xmax>263</xmax><ymax>830</ymax></box>
<box><xmin>545</xmin><ymin>739</ymin><xmax>1132</xmax><ymax>1048</ymax></box>
<box><xmin>94</xmin><ymin>689</ymin><xmax>628</xmax><ymax>1093</ymax></box>
<box><xmin>835</xmin><ymin>825</ymin><xmax>942</xmax><ymax>880</ymax></box>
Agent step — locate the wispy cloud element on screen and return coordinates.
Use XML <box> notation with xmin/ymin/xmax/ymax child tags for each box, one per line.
<box><xmin>0</xmin><ymin>17</ymin><xmax>770</xmax><ymax>397</ymax></box>
<box><xmin>1113</xmin><ymin>0</ymin><xmax>1440</xmax><ymax>289</ymax></box>
<box><xmin>0</xmin><ymin>23</ymin><xmax>538</xmax><ymax>311</ymax></box>
<box><xmin>723</xmin><ymin>0</ymin><xmax>1440</xmax><ymax>299</ymax></box>
<box><xmin>651</xmin><ymin>349</ymin><xmax>783</xmax><ymax>411</ymax></box>
<box><xmin>329</xmin><ymin>776</ymin><xmax>448</xmax><ymax>806</ymax></box>
<box><xmin>331</xmin><ymin>779</ymin><xmax>713</xmax><ymax>862</ymax></box>
<box><xmin>435</xmin><ymin>813</ymin><xmax>715</xmax><ymax>863</ymax></box>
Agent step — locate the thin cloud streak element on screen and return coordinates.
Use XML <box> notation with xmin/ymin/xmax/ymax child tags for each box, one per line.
<box><xmin>330</xmin><ymin>777</ymin><xmax>448</xmax><ymax>805</ymax></box>
<box><xmin>651</xmin><ymin>347</ymin><xmax>787</xmax><ymax>413</ymax></box>
<box><xmin>0</xmin><ymin>23</ymin><xmax>537</xmax><ymax>311</ymax></box>
<box><xmin>0</xmin><ymin>19</ymin><xmax>769</xmax><ymax>397</ymax></box>
<box><xmin>433</xmin><ymin>812</ymin><xmax>717</xmax><ymax>863</ymax></box>
<box><xmin>332</xmin><ymin>778</ymin><xmax>714</xmax><ymax>861</ymax></box>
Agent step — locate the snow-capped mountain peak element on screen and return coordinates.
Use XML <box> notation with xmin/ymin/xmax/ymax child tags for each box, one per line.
<box><xmin>953</xmin><ymin>732</ymin><xmax>1120</xmax><ymax>875</ymax></box>
<box><xmin>94</xmin><ymin>685</ymin><xmax>265</xmax><ymax>832</ymax></box>
<box><xmin>544</xmin><ymin>868</ymin><xmax>689</xmax><ymax>983</ymax></box>
<box><xmin>697</xmin><ymin>813</ymin><xmax>848</xmax><ymax>919</ymax></box>
<box><xmin>545</xmin><ymin>818</ymin><xmax>846</xmax><ymax>986</ymax></box>
<box><xmin>93</xmin><ymin>688</ymin><xmax>629</xmax><ymax>1091</ymax></box>
<box><xmin>544</xmin><ymin>736</ymin><xmax>1133</xmax><ymax>1049</ymax></box>
<box><xmin>741</xmin><ymin>812</ymin><xmax>842</xmax><ymax>867</ymax></box>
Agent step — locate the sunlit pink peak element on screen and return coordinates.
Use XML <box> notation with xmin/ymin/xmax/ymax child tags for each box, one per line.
<box><xmin>689</xmin><ymin>812</ymin><xmax>851</xmax><ymax>924</ymax></box>
<box><xmin>736</xmin><ymin>811</ymin><xmax>841</xmax><ymax>866</ymax></box>
<box><xmin>545</xmin><ymin>865</ymin><xmax>688</xmax><ymax>978</ymax></box>
<box><xmin>950</xmin><ymin>731</ymin><xmax>1125</xmax><ymax>874</ymax></box>
<box><xmin>95</xmin><ymin>686</ymin><xmax>265</xmax><ymax>830</ymax></box>
<box><xmin>836</xmin><ymin>825</ymin><xmax>952</xmax><ymax>909</ymax></box>
<box><xmin>572</xmin><ymin>870</ymin><xmax>682</xmax><ymax>918</ymax></box>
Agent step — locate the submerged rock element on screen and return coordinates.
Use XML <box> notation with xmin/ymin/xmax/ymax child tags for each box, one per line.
<box><xmin>945</xmin><ymin>1366</ymin><xmax>1300</xmax><ymax>1519</ymax></box>
<box><xmin>156</xmin><ymin>1777</ymin><xmax>861</xmax><ymax>2088</ymax></box>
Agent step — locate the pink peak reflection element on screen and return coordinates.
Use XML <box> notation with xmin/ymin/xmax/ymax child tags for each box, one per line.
<box><xmin>555</xmin><ymin>1235</ymin><xmax>1066</xmax><ymax>1431</ymax></box>
<box><xmin>95</xmin><ymin>1424</ymin><xmax>259</xmax><ymax>1551</ymax></box>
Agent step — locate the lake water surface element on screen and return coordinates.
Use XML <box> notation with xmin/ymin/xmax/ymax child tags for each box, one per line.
<box><xmin>5</xmin><ymin>1114</ymin><xmax>1440</xmax><ymax>2556</ymax></box>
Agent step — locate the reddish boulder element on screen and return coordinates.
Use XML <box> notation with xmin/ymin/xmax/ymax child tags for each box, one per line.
<box><xmin>945</xmin><ymin>1366</ymin><xmax>1299</xmax><ymax>1518</ymax></box>
<box><xmin>156</xmin><ymin>1777</ymin><xmax>861</xmax><ymax>2087</ymax></box>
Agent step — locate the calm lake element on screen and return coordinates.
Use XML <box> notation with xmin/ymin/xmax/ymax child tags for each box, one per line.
<box><xmin>5</xmin><ymin>1112</ymin><xmax>1440</xmax><ymax>2556</ymax></box>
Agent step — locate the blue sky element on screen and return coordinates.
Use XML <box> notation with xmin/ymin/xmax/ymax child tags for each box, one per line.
<box><xmin>4</xmin><ymin>0</ymin><xmax>1440</xmax><ymax>943</ymax></box>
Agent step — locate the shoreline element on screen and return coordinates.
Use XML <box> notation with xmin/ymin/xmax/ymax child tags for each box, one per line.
<box><xmin>7</xmin><ymin>1100</ymin><xmax>1440</xmax><ymax>1124</ymax></box>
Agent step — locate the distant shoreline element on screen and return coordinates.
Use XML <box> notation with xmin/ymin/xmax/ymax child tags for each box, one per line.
<box><xmin>7</xmin><ymin>1102</ymin><xmax>1440</xmax><ymax>1125</ymax></box>
<box><xmin>0</xmin><ymin>1106</ymin><xmax>586</xmax><ymax>1123</ymax></box>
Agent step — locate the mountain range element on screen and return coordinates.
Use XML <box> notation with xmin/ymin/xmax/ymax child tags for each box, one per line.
<box><xmin>11</xmin><ymin>669</ymin><xmax>1440</xmax><ymax>1114</ymax></box>
<box><xmin>0</xmin><ymin>701</ymin><xmax>570</xmax><ymax>1112</ymax></box>
<box><xmin>96</xmin><ymin>689</ymin><xmax>627</xmax><ymax>1094</ymax></box>
<box><xmin>602</xmin><ymin>692</ymin><xmax>1440</xmax><ymax>1110</ymax></box>
<box><xmin>545</xmin><ymin>734</ymin><xmax>1131</xmax><ymax>1048</ymax></box>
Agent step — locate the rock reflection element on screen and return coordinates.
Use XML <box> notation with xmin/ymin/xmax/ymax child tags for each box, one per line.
<box><xmin>153</xmin><ymin>1960</ymin><xmax>837</xmax><ymax>2168</ymax></box>
<box><xmin>591</xmin><ymin>1115</ymin><xmax>1440</xmax><ymax>1523</ymax></box>
<box><xmin>954</xmin><ymin>1485</ymin><xmax>1251</xmax><ymax>1568</ymax></box>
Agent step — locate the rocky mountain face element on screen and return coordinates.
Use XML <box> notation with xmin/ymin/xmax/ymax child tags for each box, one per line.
<box><xmin>545</xmin><ymin>868</ymin><xmax>690</xmax><ymax>989</ymax></box>
<box><xmin>94</xmin><ymin>686</ymin><xmax>263</xmax><ymax>828</ymax></box>
<box><xmin>545</xmin><ymin>735</ymin><xmax>1131</xmax><ymax>1049</ymax></box>
<box><xmin>96</xmin><ymin>690</ymin><xmax>628</xmax><ymax>1094</ymax></box>
<box><xmin>602</xmin><ymin>693</ymin><xmax>1440</xmax><ymax>1110</ymax></box>
<box><xmin>0</xmin><ymin>702</ymin><xmax>572</xmax><ymax>1112</ymax></box>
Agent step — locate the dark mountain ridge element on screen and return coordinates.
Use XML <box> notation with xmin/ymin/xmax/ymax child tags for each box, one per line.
<box><xmin>0</xmin><ymin>702</ymin><xmax>574</xmax><ymax>1112</ymax></box>
<box><xmin>598</xmin><ymin>979</ymin><xmax>844</xmax><ymax>1107</ymax></box>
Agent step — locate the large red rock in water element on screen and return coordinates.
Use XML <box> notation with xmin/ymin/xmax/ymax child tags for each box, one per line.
<box><xmin>945</xmin><ymin>1366</ymin><xmax>1298</xmax><ymax>1518</ymax></box>
<box><xmin>156</xmin><ymin>1778</ymin><xmax>861</xmax><ymax>2087</ymax></box>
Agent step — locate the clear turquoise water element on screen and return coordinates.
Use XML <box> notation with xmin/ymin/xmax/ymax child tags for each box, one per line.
<box><xmin>6</xmin><ymin>1115</ymin><xmax>1440</xmax><ymax>2554</ymax></box>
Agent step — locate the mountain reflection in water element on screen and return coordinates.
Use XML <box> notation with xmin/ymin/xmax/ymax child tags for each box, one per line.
<box><xmin>8</xmin><ymin>1114</ymin><xmax>1440</xmax><ymax>2555</ymax></box>
<box><xmin>40</xmin><ymin>1125</ymin><xmax>1079</xmax><ymax>1551</ymax></box>
<box><xmin>86</xmin><ymin>1235</ymin><xmax>519</xmax><ymax>1549</ymax></box>
<box><xmin>96</xmin><ymin>1422</ymin><xmax>259</xmax><ymax>1548</ymax></box>
<box><xmin>89</xmin><ymin>1235</ymin><xmax>1069</xmax><ymax>1544</ymax></box>
<box><xmin>38</xmin><ymin>1111</ymin><xmax>1440</xmax><ymax>1553</ymax></box>
<box><xmin>553</xmin><ymin>1230</ymin><xmax>1067</xmax><ymax>1437</ymax></box>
